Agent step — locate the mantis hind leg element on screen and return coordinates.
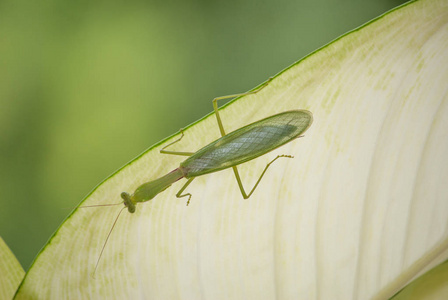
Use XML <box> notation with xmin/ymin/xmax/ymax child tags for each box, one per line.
<box><xmin>212</xmin><ymin>77</ymin><xmax>273</xmax><ymax>136</ymax></box>
<box><xmin>212</xmin><ymin>77</ymin><xmax>277</xmax><ymax>199</ymax></box>
<box><xmin>233</xmin><ymin>155</ymin><xmax>294</xmax><ymax>199</ymax></box>
<box><xmin>160</xmin><ymin>129</ymin><xmax>195</xmax><ymax>157</ymax></box>
<box><xmin>176</xmin><ymin>178</ymin><xmax>195</xmax><ymax>206</ymax></box>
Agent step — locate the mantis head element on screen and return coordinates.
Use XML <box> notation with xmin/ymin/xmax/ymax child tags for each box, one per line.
<box><xmin>121</xmin><ymin>192</ymin><xmax>136</xmax><ymax>213</ymax></box>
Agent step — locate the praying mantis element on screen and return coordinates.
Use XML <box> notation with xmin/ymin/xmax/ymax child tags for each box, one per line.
<box><xmin>121</xmin><ymin>79</ymin><xmax>313</xmax><ymax>212</ymax></box>
<box><xmin>86</xmin><ymin>78</ymin><xmax>313</xmax><ymax>274</ymax></box>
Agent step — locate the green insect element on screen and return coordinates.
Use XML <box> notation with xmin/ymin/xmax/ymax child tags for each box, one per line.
<box><xmin>85</xmin><ymin>79</ymin><xmax>313</xmax><ymax>274</ymax></box>
<box><xmin>122</xmin><ymin>82</ymin><xmax>313</xmax><ymax>212</ymax></box>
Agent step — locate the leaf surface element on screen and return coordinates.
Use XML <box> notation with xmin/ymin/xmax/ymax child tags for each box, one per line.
<box><xmin>0</xmin><ymin>237</ymin><xmax>24</xmax><ymax>300</ymax></box>
<box><xmin>15</xmin><ymin>0</ymin><xmax>448</xmax><ymax>298</ymax></box>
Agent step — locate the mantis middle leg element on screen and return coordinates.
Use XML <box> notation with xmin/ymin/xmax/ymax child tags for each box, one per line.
<box><xmin>160</xmin><ymin>129</ymin><xmax>195</xmax><ymax>157</ymax></box>
<box><xmin>176</xmin><ymin>178</ymin><xmax>195</xmax><ymax>206</ymax></box>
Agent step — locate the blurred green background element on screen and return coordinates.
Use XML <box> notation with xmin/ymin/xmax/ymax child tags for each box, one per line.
<box><xmin>1</xmin><ymin>0</ymin><xmax>406</xmax><ymax>270</ymax></box>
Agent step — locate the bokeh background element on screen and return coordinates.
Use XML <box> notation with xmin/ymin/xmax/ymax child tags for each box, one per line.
<box><xmin>1</xmin><ymin>0</ymin><xmax>406</xmax><ymax>270</ymax></box>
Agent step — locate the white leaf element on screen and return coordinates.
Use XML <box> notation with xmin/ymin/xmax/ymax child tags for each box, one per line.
<box><xmin>15</xmin><ymin>0</ymin><xmax>448</xmax><ymax>299</ymax></box>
